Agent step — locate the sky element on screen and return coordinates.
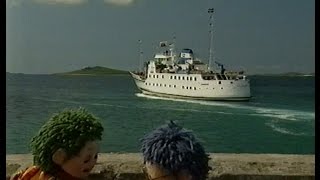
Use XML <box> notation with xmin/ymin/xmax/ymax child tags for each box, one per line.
<box><xmin>6</xmin><ymin>0</ymin><xmax>314</xmax><ymax>74</ymax></box>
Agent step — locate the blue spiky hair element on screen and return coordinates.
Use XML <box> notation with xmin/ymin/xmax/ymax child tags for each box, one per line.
<box><xmin>141</xmin><ymin>121</ymin><xmax>211</xmax><ymax>180</ymax></box>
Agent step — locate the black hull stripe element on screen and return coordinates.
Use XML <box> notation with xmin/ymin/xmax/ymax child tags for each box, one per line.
<box><xmin>139</xmin><ymin>87</ymin><xmax>251</xmax><ymax>101</ymax></box>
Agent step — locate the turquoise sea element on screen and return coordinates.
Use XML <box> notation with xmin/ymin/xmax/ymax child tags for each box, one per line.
<box><xmin>6</xmin><ymin>73</ymin><xmax>315</xmax><ymax>154</ymax></box>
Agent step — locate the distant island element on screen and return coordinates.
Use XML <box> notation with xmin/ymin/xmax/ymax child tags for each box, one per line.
<box><xmin>249</xmin><ymin>72</ymin><xmax>315</xmax><ymax>77</ymax></box>
<box><xmin>7</xmin><ymin>69</ymin><xmax>314</xmax><ymax>77</ymax></box>
<box><xmin>279</xmin><ymin>72</ymin><xmax>315</xmax><ymax>76</ymax></box>
<box><xmin>55</xmin><ymin>66</ymin><xmax>129</xmax><ymax>76</ymax></box>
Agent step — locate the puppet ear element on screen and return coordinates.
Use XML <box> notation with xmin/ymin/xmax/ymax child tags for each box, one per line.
<box><xmin>177</xmin><ymin>170</ymin><xmax>193</xmax><ymax>180</ymax></box>
<box><xmin>145</xmin><ymin>162</ymin><xmax>170</xmax><ymax>179</ymax></box>
<box><xmin>52</xmin><ymin>148</ymin><xmax>67</xmax><ymax>165</ymax></box>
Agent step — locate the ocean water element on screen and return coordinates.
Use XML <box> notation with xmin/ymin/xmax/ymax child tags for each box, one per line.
<box><xmin>6</xmin><ymin>73</ymin><xmax>315</xmax><ymax>154</ymax></box>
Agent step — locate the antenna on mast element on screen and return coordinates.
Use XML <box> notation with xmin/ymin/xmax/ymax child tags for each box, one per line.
<box><xmin>208</xmin><ymin>8</ymin><xmax>214</xmax><ymax>71</ymax></box>
<box><xmin>138</xmin><ymin>40</ymin><xmax>143</xmax><ymax>72</ymax></box>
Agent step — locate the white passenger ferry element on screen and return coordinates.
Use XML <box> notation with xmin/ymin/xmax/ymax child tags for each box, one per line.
<box><xmin>130</xmin><ymin>9</ymin><xmax>251</xmax><ymax>101</ymax></box>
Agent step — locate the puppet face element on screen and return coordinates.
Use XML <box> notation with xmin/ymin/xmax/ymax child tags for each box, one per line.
<box><xmin>60</xmin><ymin>141</ymin><xmax>99</xmax><ymax>179</ymax></box>
<box><xmin>144</xmin><ymin>162</ymin><xmax>192</xmax><ymax>180</ymax></box>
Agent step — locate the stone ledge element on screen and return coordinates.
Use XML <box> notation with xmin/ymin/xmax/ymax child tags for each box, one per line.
<box><xmin>6</xmin><ymin>153</ymin><xmax>315</xmax><ymax>180</ymax></box>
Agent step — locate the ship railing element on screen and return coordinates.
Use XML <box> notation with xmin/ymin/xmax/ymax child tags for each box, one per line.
<box><xmin>132</xmin><ymin>71</ymin><xmax>147</xmax><ymax>80</ymax></box>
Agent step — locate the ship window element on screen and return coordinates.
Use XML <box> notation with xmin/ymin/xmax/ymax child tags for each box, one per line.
<box><xmin>153</xmin><ymin>83</ymin><xmax>155</xmax><ymax>86</ymax></box>
<box><xmin>162</xmin><ymin>75</ymin><xmax>164</xmax><ymax>78</ymax></box>
<box><xmin>182</xmin><ymin>77</ymin><xmax>185</xmax><ymax>80</ymax></box>
<box><xmin>174</xmin><ymin>76</ymin><xmax>176</xmax><ymax>79</ymax></box>
<box><xmin>186</xmin><ymin>87</ymin><xmax>188</xmax><ymax>89</ymax></box>
<box><xmin>164</xmin><ymin>84</ymin><xmax>166</xmax><ymax>87</ymax></box>
<box><xmin>194</xmin><ymin>87</ymin><xmax>196</xmax><ymax>90</ymax></box>
<box><xmin>174</xmin><ymin>85</ymin><xmax>176</xmax><ymax>88</ymax></box>
<box><xmin>182</xmin><ymin>86</ymin><xmax>184</xmax><ymax>89</ymax></box>
<box><xmin>221</xmin><ymin>87</ymin><xmax>223</xmax><ymax>89</ymax></box>
<box><xmin>149</xmin><ymin>83</ymin><xmax>151</xmax><ymax>85</ymax></box>
<box><xmin>190</xmin><ymin>77</ymin><xmax>192</xmax><ymax>81</ymax></box>
<box><xmin>194</xmin><ymin>77</ymin><xmax>197</xmax><ymax>81</ymax></box>
<box><xmin>170</xmin><ymin>76</ymin><xmax>172</xmax><ymax>79</ymax></box>
<box><xmin>190</xmin><ymin>87</ymin><xmax>192</xmax><ymax>90</ymax></box>
<box><xmin>149</xmin><ymin>75</ymin><xmax>151</xmax><ymax>78</ymax></box>
<box><xmin>156</xmin><ymin>83</ymin><xmax>158</xmax><ymax>86</ymax></box>
<box><xmin>160</xmin><ymin>84</ymin><xmax>162</xmax><ymax>87</ymax></box>
<box><xmin>218</xmin><ymin>81</ymin><xmax>221</xmax><ymax>84</ymax></box>
<box><xmin>230</xmin><ymin>81</ymin><xmax>233</xmax><ymax>84</ymax></box>
<box><xmin>145</xmin><ymin>83</ymin><xmax>147</xmax><ymax>85</ymax></box>
<box><xmin>186</xmin><ymin>77</ymin><xmax>189</xmax><ymax>80</ymax></box>
<box><xmin>153</xmin><ymin>75</ymin><xmax>155</xmax><ymax>78</ymax></box>
<box><xmin>178</xmin><ymin>76</ymin><xmax>181</xmax><ymax>80</ymax></box>
<box><xmin>169</xmin><ymin>85</ymin><xmax>171</xmax><ymax>87</ymax></box>
<box><xmin>157</xmin><ymin>75</ymin><xmax>159</xmax><ymax>78</ymax></box>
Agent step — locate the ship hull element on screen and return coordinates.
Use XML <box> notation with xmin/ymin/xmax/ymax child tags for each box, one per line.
<box><xmin>130</xmin><ymin>72</ymin><xmax>251</xmax><ymax>101</ymax></box>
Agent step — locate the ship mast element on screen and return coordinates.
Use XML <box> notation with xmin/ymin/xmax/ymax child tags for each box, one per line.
<box><xmin>208</xmin><ymin>8</ymin><xmax>214</xmax><ymax>71</ymax></box>
<box><xmin>138</xmin><ymin>40</ymin><xmax>143</xmax><ymax>72</ymax></box>
<box><xmin>171</xmin><ymin>33</ymin><xmax>176</xmax><ymax>61</ymax></box>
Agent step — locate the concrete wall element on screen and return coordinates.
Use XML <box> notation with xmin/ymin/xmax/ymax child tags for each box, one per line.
<box><xmin>6</xmin><ymin>153</ymin><xmax>315</xmax><ymax>180</ymax></box>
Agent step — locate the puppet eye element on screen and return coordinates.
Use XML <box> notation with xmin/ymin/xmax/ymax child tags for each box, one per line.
<box><xmin>83</xmin><ymin>156</ymin><xmax>91</xmax><ymax>163</ymax></box>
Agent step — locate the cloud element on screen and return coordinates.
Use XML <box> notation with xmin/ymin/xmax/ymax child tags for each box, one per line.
<box><xmin>7</xmin><ymin>0</ymin><xmax>138</xmax><ymax>7</ymax></box>
<box><xmin>6</xmin><ymin>0</ymin><xmax>23</xmax><ymax>7</ymax></box>
<box><xmin>104</xmin><ymin>0</ymin><xmax>136</xmax><ymax>6</ymax></box>
<box><xmin>33</xmin><ymin>0</ymin><xmax>88</xmax><ymax>5</ymax></box>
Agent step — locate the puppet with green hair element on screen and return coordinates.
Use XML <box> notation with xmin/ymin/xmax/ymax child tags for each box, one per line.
<box><xmin>11</xmin><ymin>107</ymin><xmax>104</xmax><ymax>180</ymax></box>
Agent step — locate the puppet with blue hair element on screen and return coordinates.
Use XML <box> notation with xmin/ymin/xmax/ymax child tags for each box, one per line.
<box><xmin>141</xmin><ymin>121</ymin><xmax>211</xmax><ymax>180</ymax></box>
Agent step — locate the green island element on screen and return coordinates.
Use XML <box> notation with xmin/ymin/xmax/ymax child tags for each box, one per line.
<box><xmin>249</xmin><ymin>72</ymin><xmax>315</xmax><ymax>77</ymax></box>
<box><xmin>7</xmin><ymin>70</ymin><xmax>314</xmax><ymax>77</ymax></box>
<box><xmin>55</xmin><ymin>66</ymin><xmax>129</xmax><ymax>76</ymax></box>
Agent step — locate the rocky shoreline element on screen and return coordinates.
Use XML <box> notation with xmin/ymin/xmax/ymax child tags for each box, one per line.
<box><xmin>6</xmin><ymin>153</ymin><xmax>315</xmax><ymax>180</ymax></box>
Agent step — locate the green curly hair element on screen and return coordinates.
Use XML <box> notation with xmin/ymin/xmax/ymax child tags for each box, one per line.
<box><xmin>30</xmin><ymin>107</ymin><xmax>104</xmax><ymax>174</ymax></box>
